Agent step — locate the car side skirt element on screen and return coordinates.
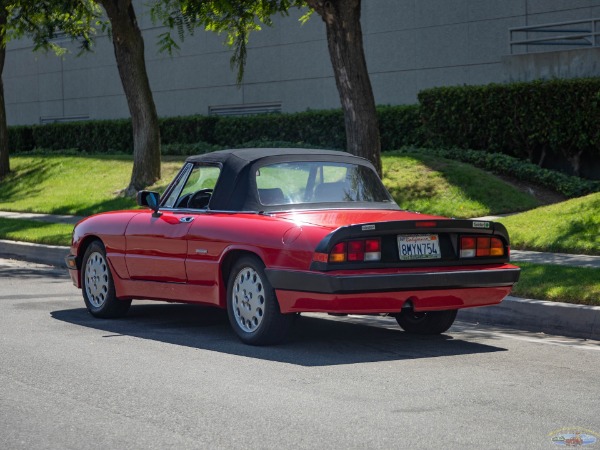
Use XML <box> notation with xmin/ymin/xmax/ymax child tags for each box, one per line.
<box><xmin>111</xmin><ymin>277</ymin><xmax>223</xmax><ymax>307</ymax></box>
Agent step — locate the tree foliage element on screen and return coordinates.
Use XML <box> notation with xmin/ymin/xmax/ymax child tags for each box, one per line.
<box><xmin>2</xmin><ymin>0</ymin><xmax>101</xmax><ymax>52</ymax></box>
<box><xmin>1</xmin><ymin>0</ymin><xmax>161</xmax><ymax>192</ymax></box>
<box><xmin>151</xmin><ymin>0</ymin><xmax>381</xmax><ymax>173</ymax></box>
<box><xmin>151</xmin><ymin>0</ymin><xmax>308</xmax><ymax>83</ymax></box>
<box><xmin>0</xmin><ymin>0</ymin><xmax>101</xmax><ymax>179</ymax></box>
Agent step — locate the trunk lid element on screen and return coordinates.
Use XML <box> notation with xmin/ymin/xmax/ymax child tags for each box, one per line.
<box><xmin>274</xmin><ymin>209</ymin><xmax>446</xmax><ymax>230</ymax></box>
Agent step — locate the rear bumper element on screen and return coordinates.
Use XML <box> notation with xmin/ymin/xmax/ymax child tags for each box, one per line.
<box><xmin>275</xmin><ymin>286</ymin><xmax>513</xmax><ymax>314</ymax></box>
<box><xmin>266</xmin><ymin>265</ymin><xmax>520</xmax><ymax>314</ymax></box>
<box><xmin>266</xmin><ymin>266</ymin><xmax>520</xmax><ymax>294</ymax></box>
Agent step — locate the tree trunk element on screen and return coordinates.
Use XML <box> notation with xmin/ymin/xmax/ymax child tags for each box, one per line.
<box><xmin>537</xmin><ymin>147</ymin><xmax>547</xmax><ymax>167</ymax></box>
<box><xmin>0</xmin><ymin>9</ymin><xmax>10</xmax><ymax>180</ymax></box>
<box><xmin>100</xmin><ymin>0</ymin><xmax>160</xmax><ymax>195</ymax></box>
<box><xmin>567</xmin><ymin>150</ymin><xmax>583</xmax><ymax>177</ymax></box>
<box><xmin>307</xmin><ymin>0</ymin><xmax>382</xmax><ymax>175</ymax></box>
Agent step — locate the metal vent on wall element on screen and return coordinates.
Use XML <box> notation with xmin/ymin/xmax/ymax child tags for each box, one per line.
<box><xmin>510</xmin><ymin>18</ymin><xmax>600</xmax><ymax>54</ymax></box>
<box><xmin>208</xmin><ymin>102</ymin><xmax>282</xmax><ymax>117</ymax></box>
<box><xmin>40</xmin><ymin>115</ymin><xmax>90</xmax><ymax>125</ymax></box>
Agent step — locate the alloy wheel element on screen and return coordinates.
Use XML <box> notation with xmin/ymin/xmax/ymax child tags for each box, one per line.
<box><xmin>84</xmin><ymin>251</ymin><xmax>110</xmax><ymax>308</ymax></box>
<box><xmin>232</xmin><ymin>267</ymin><xmax>266</xmax><ymax>332</ymax></box>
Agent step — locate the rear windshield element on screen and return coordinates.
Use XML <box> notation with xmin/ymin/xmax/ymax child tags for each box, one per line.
<box><xmin>255</xmin><ymin>161</ymin><xmax>393</xmax><ymax>206</ymax></box>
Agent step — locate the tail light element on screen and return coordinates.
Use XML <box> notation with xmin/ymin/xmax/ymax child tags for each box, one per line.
<box><xmin>460</xmin><ymin>236</ymin><xmax>504</xmax><ymax>258</ymax></box>
<box><xmin>329</xmin><ymin>243</ymin><xmax>347</xmax><ymax>263</ymax></box>
<box><xmin>364</xmin><ymin>239</ymin><xmax>382</xmax><ymax>261</ymax></box>
<box><xmin>415</xmin><ymin>221</ymin><xmax>437</xmax><ymax>228</ymax></box>
<box><xmin>313</xmin><ymin>238</ymin><xmax>382</xmax><ymax>264</ymax></box>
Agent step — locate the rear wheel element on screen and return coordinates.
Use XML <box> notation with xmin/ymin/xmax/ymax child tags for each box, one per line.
<box><xmin>81</xmin><ymin>241</ymin><xmax>131</xmax><ymax>318</ymax></box>
<box><xmin>227</xmin><ymin>255</ymin><xmax>293</xmax><ymax>345</ymax></box>
<box><xmin>394</xmin><ymin>309</ymin><xmax>457</xmax><ymax>335</ymax></box>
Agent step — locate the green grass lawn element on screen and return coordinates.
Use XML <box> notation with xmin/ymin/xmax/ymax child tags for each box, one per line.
<box><xmin>0</xmin><ymin>217</ymin><xmax>73</xmax><ymax>246</ymax></box>
<box><xmin>499</xmin><ymin>193</ymin><xmax>600</xmax><ymax>255</ymax></box>
<box><xmin>511</xmin><ymin>262</ymin><xmax>600</xmax><ymax>306</ymax></box>
<box><xmin>0</xmin><ymin>153</ymin><xmax>540</xmax><ymax>219</ymax></box>
<box><xmin>0</xmin><ymin>155</ymin><xmax>185</xmax><ymax>216</ymax></box>
<box><xmin>0</xmin><ymin>151</ymin><xmax>541</xmax><ymax>252</ymax></box>
<box><xmin>382</xmin><ymin>151</ymin><xmax>539</xmax><ymax>218</ymax></box>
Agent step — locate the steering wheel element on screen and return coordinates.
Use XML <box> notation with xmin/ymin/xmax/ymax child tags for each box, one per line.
<box><xmin>175</xmin><ymin>193</ymin><xmax>192</xmax><ymax>208</ymax></box>
<box><xmin>187</xmin><ymin>188</ymin><xmax>213</xmax><ymax>209</ymax></box>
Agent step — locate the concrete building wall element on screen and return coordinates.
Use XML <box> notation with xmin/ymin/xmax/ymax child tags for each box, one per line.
<box><xmin>504</xmin><ymin>48</ymin><xmax>600</xmax><ymax>82</ymax></box>
<box><xmin>4</xmin><ymin>0</ymin><xmax>599</xmax><ymax>125</ymax></box>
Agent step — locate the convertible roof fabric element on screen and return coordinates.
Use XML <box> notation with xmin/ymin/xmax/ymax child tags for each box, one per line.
<box><xmin>185</xmin><ymin>147</ymin><xmax>353</xmax><ymax>164</ymax></box>
<box><xmin>183</xmin><ymin>148</ymin><xmax>385</xmax><ymax>211</ymax></box>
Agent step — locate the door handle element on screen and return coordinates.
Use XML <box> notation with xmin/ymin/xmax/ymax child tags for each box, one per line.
<box><xmin>179</xmin><ymin>217</ymin><xmax>194</xmax><ymax>223</ymax></box>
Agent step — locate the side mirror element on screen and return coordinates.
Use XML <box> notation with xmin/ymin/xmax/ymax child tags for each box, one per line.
<box><xmin>137</xmin><ymin>190</ymin><xmax>161</xmax><ymax>215</ymax></box>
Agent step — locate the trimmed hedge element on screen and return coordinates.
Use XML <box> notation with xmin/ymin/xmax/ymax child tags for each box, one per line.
<box><xmin>160</xmin><ymin>115</ymin><xmax>219</xmax><ymax>145</ymax></box>
<box><xmin>31</xmin><ymin>119</ymin><xmax>133</xmax><ymax>153</ymax></box>
<box><xmin>418</xmin><ymin>78</ymin><xmax>600</xmax><ymax>175</ymax></box>
<box><xmin>378</xmin><ymin>105</ymin><xmax>424</xmax><ymax>151</ymax></box>
<box><xmin>7</xmin><ymin>105</ymin><xmax>424</xmax><ymax>155</ymax></box>
<box><xmin>213</xmin><ymin>109</ymin><xmax>347</xmax><ymax>149</ymax></box>
<box><xmin>7</xmin><ymin>126</ymin><xmax>35</xmax><ymax>152</ymax></box>
<box><xmin>398</xmin><ymin>147</ymin><xmax>600</xmax><ymax>198</ymax></box>
<box><xmin>11</xmin><ymin>117</ymin><xmax>218</xmax><ymax>154</ymax></box>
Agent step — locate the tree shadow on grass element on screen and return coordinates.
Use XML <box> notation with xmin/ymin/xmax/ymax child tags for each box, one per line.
<box><xmin>0</xmin><ymin>159</ymin><xmax>53</xmax><ymax>205</ymax></box>
<box><xmin>51</xmin><ymin>198</ymin><xmax>138</xmax><ymax>217</ymax></box>
<box><xmin>518</xmin><ymin>199</ymin><xmax>600</xmax><ymax>255</ymax></box>
<box><xmin>1</xmin><ymin>155</ymin><xmax>143</xmax><ymax>216</ymax></box>
<box><xmin>0</xmin><ymin>218</ymin><xmax>73</xmax><ymax>245</ymax></box>
<box><xmin>51</xmin><ymin>302</ymin><xmax>506</xmax><ymax>367</ymax></box>
<box><xmin>385</xmin><ymin>152</ymin><xmax>538</xmax><ymax>217</ymax></box>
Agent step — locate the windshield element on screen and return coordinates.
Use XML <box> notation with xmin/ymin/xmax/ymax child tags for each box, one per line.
<box><xmin>163</xmin><ymin>164</ymin><xmax>221</xmax><ymax>209</ymax></box>
<box><xmin>255</xmin><ymin>161</ymin><xmax>393</xmax><ymax>206</ymax></box>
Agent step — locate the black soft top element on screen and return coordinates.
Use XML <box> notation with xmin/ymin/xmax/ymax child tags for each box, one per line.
<box><xmin>181</xmin><ymin>148</ymin><xmax>389</xmax><ymax>211</ymax></box>
<box><xmin>185</xmin><ymin>147</ymin><xmax>354</xmax><ymax>164</ymax></box>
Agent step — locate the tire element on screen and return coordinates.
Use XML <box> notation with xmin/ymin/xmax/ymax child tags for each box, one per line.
<box><xmin>227</xmin><ymin>255</ymin><xmax>294</xmax><ymax>345</ymax></box>
<box><xmin>394</xmin><ymin>309</ymin><xmax>457</xmax><ymax>335</ymax></box>
<box><xmin>81</xmin><ymin>241</ymin><xmax>131</xmax><ymax>318</ymax></box>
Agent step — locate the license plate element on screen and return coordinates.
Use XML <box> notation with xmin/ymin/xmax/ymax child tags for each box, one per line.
<box><xmin>397</xmin><ymin>234</ymin><xmax>441</xmax><ymax>260</ymax></box>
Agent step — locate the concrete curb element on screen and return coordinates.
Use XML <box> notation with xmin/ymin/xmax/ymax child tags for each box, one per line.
<box><xmin>0</xmin><ymin>211</ymin><xmax>83</xmax><ymax>225</ymax></box>
<box><xmin>458</xmin><ymin>296</ymin><xmax>600</xmax><ymax>341</ymax></box>
<box><xmin>511</xmin><ymin>250</ymin><xmax>600</xmax><ymax>269</ymax></box>
<box><xmin>1</xmin><ymin>239</ymin><xmax>599</xmax><ymax>341</ymax></box>
<box><xmin>0</xmin><ymin>239</ymin><xmax>69</xmax><ymax>267</ymax></box>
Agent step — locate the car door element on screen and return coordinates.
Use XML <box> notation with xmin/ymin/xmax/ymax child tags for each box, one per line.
<box><xmin>125</xmin><ymin>211</ymin><xmax>195</xmax><ymax>282</ymax></box>
<box><xmin>183</xmin><ymin>213</ymin><xmax>229</xmax><ymax>301</ymax></box>
<box><xmin>124</xmin><ymin>162</ymin><xmax>222</xmax><ymax>283</ymax></box>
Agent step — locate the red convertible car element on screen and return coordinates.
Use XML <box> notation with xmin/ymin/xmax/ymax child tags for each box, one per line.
<box><xmin>66</xmin><ymin>148</ymin><xmax>520</xmax><ymax>345</ymax></box>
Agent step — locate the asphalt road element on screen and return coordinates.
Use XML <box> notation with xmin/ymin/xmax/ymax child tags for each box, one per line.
<box><xmin>1</xmin><ymin>258</ymin><xmax>599</xmax><ymax>450</ymax></box>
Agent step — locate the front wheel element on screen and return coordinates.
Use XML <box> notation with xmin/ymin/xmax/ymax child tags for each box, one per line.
<box><xmin>81</xmin><ymin>241</ymin><xmax>131</xmax><ymax>318</ymax></box>
<box><xmin>394</xmin><ymin>309</ymin><xmax>457</xmax><ymax>335</ymax></box>
<box><xmin>227</xmin><ymin>256</ymin><xmax>294</xmax><ymax>345</ymax></box>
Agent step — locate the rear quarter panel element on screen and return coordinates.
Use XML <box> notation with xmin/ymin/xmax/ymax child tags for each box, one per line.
<box><xmin>186</xmin><ymin>213</ymin><xmax>331</xmax><ymax>270</ymax></box>
<box><xmin>184</xmin><ymin>213</ymin><xmax>332</xmax><ymax>307</ymax></box>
